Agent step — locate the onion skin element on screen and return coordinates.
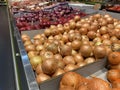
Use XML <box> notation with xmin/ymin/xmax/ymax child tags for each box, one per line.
<box><xmin>73</xmin><ymin>53</ymin><xmax>84</xmax><ymax>63</ymax></box>
<box><xmin>44</xmin><ymin>28</ymin><xmax>51</xmax><ymax>37</ymax></box>
<box><xmin>99</xmin><ymin>26</ymin><xmax>108</xmax><ymax>35</ymax></box>
<box><xmin>30</xmin><ymin>56</ymin><xmax>42</xmax><ymax>70</ymax></box>
<box><xmin>84</xmin><ymin>57</ymin><xmax>95</xmax><ymax>64</ymax></box>
<box><xmin>60</xmin><ymin>86</ymin><xmax>75</xmax><ymax>90</ymax></box>
<box><xmin>54</xmin><ymin>54</ymin><xmax>63</xmax><ymax>61</ymax></box>
<box><xmin>24</xmin><ymin>40</ymin><xmax>32</xmax><ymax>47</ymax></box>
<box><xmin>77</xmin><ymin>62</ymin><xmax>86</xmax><ymax>68</ymax></box>
<box><xmin>107</xmin><ymin>69</ymin><xmax>120</xmax><ymax>83</ymax></box>
<box><xmin>57</xmin><ymin>60</ymin><xmax>65</xmax><ymax>69</ymax></box>
<box><xmin>36</xmin><ymin>73</ymin><xmax>51</xmax><ymax>84</ymax></box>
<box><xmin>42</xmin><ymin>51</ymin><xmax>54</xmax><ymax>61</ymax></box>
<box><xmin>79</xmin><ymin>28</ymin><xmax>88</xmax><ymax>35</ymax></box>
<box><xmin>52</xmin><ymin>68</ymin><xmax>65</xmax><ymax>77</ymax></box>
<box><xmin>33</xmin><ymin>39</ymin><xmax>41</xmax><ymax>46</ymax></box>
<box><xmin>64</xmin><ymin>64</ymin><xmax>78</xmax><ymax>72</ymax></box>
<box><xmin>28</xmin><ymin>51</ymin><xmax>38</xmax><ymax>59</ymax></box>
<box><xmin>112</xmin><ymin>79</ymin><xmax>120</xmax><ymax>88</ymax></box>
<box><xmin>25</xmin><ymin>44</ymin><xmax>36</xmax><ymax>52</ymax></box>
<box><xmin>77</xmin><ymin>85</ymin><xmax>88</xmax><ymax>90</ymax></box>
<box><xmin>35</xmin><ymin>64</ymin><xmax>43</xmax><ymax>75</ymax></box>
<box><xmin>21</xmin><ymin>34</ymin><xmax>30</xmax><ymax>42</ymax></box>
<box><xmin>110</xmin><ymin>64</ymin><xmax>120</xmax><ymax>70</ymax></box>
<box><xmin>112</xmin><ymin>88</ymin><xmax>120</xmax><ymax>90</ymax></box>
<box><xmin>108</xmin><ymin>52</ymin><xmax>120</xmax><ymax>65</ymax></box>
<box><xmin>33</xmin><ymin>34</ymin><xmax>41</xmax><ymax>40</ymax></box>
<box><xmin>46</xmin><ymin>43</ymin><xmax>58</xmax><ymax>54</ymax></box>
<box><xmin>88</xmin><ymin>77</ymin><xmax>111</xmax><ymax>90</ymax></box>
<box><xmin>111</xmin><ymin>43</ymin><xmax>120</xmax><ymax>51</ymax></box>
<box><xmin>74</xmin><ymin>15</ymin><xmax>80</xmax><ymax>22</ymax></box>
<box><xmin>36</xmin><ymin>45</ymin><xmax>44</xmax><ymax>51</ymax></box>
<box><xmin>87</xmin><ymin>31</ymin><xmax>96</xmax><ymax>40</ymax></box>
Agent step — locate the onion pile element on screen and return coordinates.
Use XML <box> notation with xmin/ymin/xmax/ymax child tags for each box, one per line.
<box><xmin>21</xmin><ymin>14</ymin><xmax>120</xmax><ymax>84</ymax></box>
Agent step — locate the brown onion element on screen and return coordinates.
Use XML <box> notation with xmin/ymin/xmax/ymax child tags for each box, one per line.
<box><xmin>25</xmin><ymin>44</ymin><xmax>36</xmax><ymax>52</ymax></box>
<box><xmin>42</xmin><ymin>51</ymin><xmax>54</xmax><ymax>61</ymax></box>
<box><xmin>69</xmin><ymin>21</ymin><xmax>76</xmax><ymax>29</ymax></box>
<box><xmin>68</xmin><ymin>33</ymin><xmax>75</xmax><ymax>41</ymax></box>
<box><xmin>24</xmin><ymin>40</ymin><xmax>32</xmax><ymax>47</ymax></box>
<box><xmin>84</xmin><ymin>57</ymin><xmax>95</xmax><ymax>64</ymax></box>
<box><xmin>116</xmin><ymin>24</ymin><xmax>120</xmax><ymax>29</ymax></box>
<box><xmin>63</xmin><ymin>56</ymin><xmax>75</xmax><ymax>65</ymax></box>
<box><xmin>64</xmin><ymin>23</ymin><xmax>70</xmax><ymax>32</ymax></box>
<box><xmin>101</xmin><ymin>34</ymin><xmax>110</xmax><ymax>40</ymax></box>
<box><xmin>82</xmin><ymin>23</ymin><xmax>90</xmax><ymax>30</ymax></box>
<box><xmin>74</xmin><ymin>15</ymin><xmax>80</xmax><ymax>22</ymax></box>
<box><xmin>44</xmin><ymin>28</ymin><xmax>51</xmax><ymax>37</ymax></box>
<box><xmin>71</xmin><ymin>40</ymin><xmax>81</xmax><ymax>50</ymax></box>
<box><xmin>52</xmin><ymin>68</ymin><xmax>65</xmax><ymax>77</ymax></box>
<box><xmin>57</xmin><ymin>60</ymin><xmax>65</xmax><ymax>69</ymax></box>
<box><xmin>46</xmin><ymin>43</ymin><xmax>58</xmax><ymax>54</ymax></box>
<box><xmin>99</xmin><ymin>26</ymin><xmax>108</xmax><ymax>35</ymax></box>
<box><xmin>60</xmin><ymin>86</ymin><xmax>75</xmax><ymax>90</ymax></box>
<box><xmin>80</xmin><ymin>44</ymin><xmax>93</xmax><ymax>58</ymax></box>
<box><xmin>87</xmin><ymin>31</ymin><xmax>96</xmax><ymax>40</ymax></box>
<box><xmin>102</xmin><ymin>39</ymin><xmax>112</xmax><ymax>46</ymax></box>
<box><xmin>22</xmin><ymin>37</ymin><xmax>30</xmax><ymax>42</ymax></box>
<box><xmin>108</xmin><ymin>52</ymin><xmax>120</xmax><ymax>65</ymax></box>
<box><xmin>110</xmin><ymin>36</ymin><xmax>118</xmax><ymax>43</ymax></box>
<box><xmin>107</xmin><ymin>69</ymin><xmax>120</xmax><ymax>82</ymax></box>
<box><xmin>35</xmin><ymin>63</ymin><xmax>43</xmax><ymax>75</ymax></box>
<box><xmin>93</xmin><ymin>45</ymin><xmax>106</xmax><ymax>59</ymax></box>
<box><xmin>73</xmin><ymin>53</ymin><xmax>84</xmax><ymax>63</ymax></box>
<box><xmin>28</xmin><ymin>51</ymin><xmax>38</xmax><ymax>59</ymax></box>
<box><xmin>59</xmin><ymin>45</ymin><xmax>72</xmax><ymax>56</ymax></box>
<box><xmin>79</xmin><ymin>28</ymin><xmax>88</xmax><ymax>35</ymax></box>
<box><xmin>77</xmin><ymin>62</ymin><xmax>86</xmax><ymax>68</ymax></box>
<box><xmin>89</xmin><ymin>25</ymin><xmax>98</xmax><ymax>32</ymax></box>
<box><xmin>110</xmin><ymin>64</ymin><xmax>120</xmax><ymax>70</ymax></box>
<box><xmin>36</xmin><ymin>73</ymin><xmax>51</xmax><ymax>84</ymax></box>
<box><xmin>42</xmin><ymin>58</ymin><xmax>58</xmax><ymax>75</ymax></box>
<box><xmin>76</xmin><ymin>21</ymin><xmax>82</xmax><ymax>29</ymax></box>
<box><xmin>64</xmin><ymin>64</ymin><xmax>78</xmax><ymax>72</ymax></box>
<box><xmin>36</xmin><ymin>45</ymin><xmax>44</xmax><ymax>51</ymax></box>
<box><xmin>62</xmin><ymin>34</ymin><xmax>69</xmax><ymax>43</ymax></box>
<box><xmin>30</xmin><ymin>56</ymin><xmax>42</xmax><ymax>70</ymax></box>
<box><xmin>112</xmin><ymin>79</ymin><xmax>120</xmax><ymax>88</ymax></box>
<box><xmin>54</xmin><ymin>54</ymin><xmax>63</xmax><ymax>61</ymax></box>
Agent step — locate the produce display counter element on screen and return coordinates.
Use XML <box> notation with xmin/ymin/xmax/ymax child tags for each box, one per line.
<box><xmin>0</xmin><ymin>6</ymin><xmax>19</xmax><ymax>90</ymax></box>
<box><xmin>13</xmin><ymin>5</ymin><xmax>120</xmax><ymax>89</ymax></box>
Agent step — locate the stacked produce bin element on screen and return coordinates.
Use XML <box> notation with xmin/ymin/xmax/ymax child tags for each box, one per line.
<box><xmin>9</xmin><ymin>0</ymin><xmax>120</xmax><ymax>90</ymax></box>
